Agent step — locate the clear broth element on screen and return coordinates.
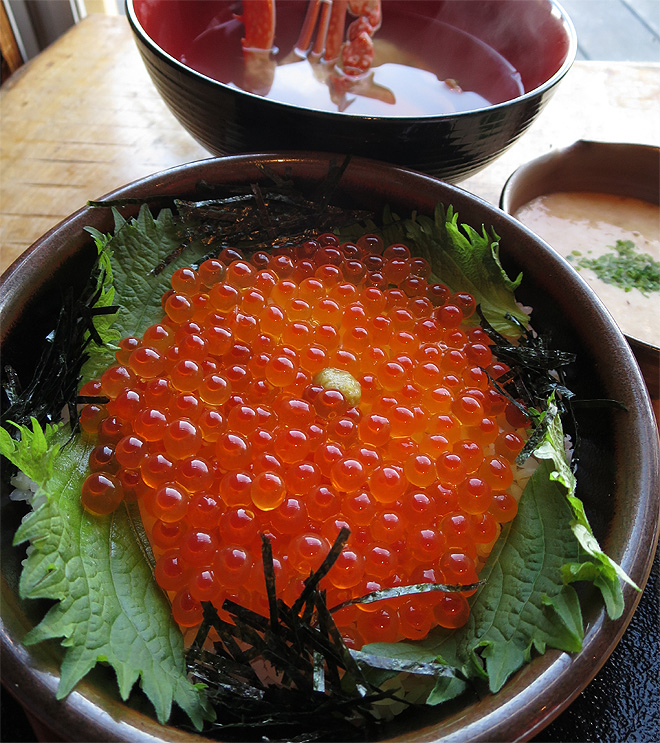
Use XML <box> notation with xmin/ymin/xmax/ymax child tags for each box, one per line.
<box><xmin>180</xmin><ymin>6</ymin><xmax>523</xmax><ymax>116</ymax></box>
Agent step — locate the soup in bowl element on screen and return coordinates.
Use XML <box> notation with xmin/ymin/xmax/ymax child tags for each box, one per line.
<box><xmin>126</xmin><ymin>0</ymin><xmax>576</xmax><ymax>181</ymax></box>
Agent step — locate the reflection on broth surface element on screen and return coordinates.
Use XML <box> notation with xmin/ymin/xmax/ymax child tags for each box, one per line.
<box><xmin>181</xmin><ymin>8</ymin><xmax>523</xmax><ymax>115</ymax></box>
<box><xmin>515</xmin><ymin>192</ymin><xmax>660</xmax><ymax>347</ymax></box>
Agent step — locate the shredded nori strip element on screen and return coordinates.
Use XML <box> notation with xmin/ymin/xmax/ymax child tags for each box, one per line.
<box><xmin>474</xmin><ymin>306</ymin><xmax>580</xmax><ymax>464</ymax></box>
<box><xmin>184</xmin><ymin>529</ymin><xmax>466</xmax><ymax>742</ymax></box>
<box><xmin>1</xmin><ymin>263</ymin><xmax>116</xmax><ymax>432</ymax></box>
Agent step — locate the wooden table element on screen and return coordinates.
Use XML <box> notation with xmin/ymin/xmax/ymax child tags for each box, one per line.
<box><xmin>1</xmin><ymin>13</ymin><xmax>659</xmax><ymax>743</ymax></box>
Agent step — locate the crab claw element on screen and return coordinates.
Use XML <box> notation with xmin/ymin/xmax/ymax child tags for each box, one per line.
<box><xmin>243</xmin><ymin>49</ymin><xmax>276</xmax><ymax>96</ymax></box>
<box><xmin>341</xmin><ymin>26</ymin><xmax>374</xmax><ymax>76</ymax></box>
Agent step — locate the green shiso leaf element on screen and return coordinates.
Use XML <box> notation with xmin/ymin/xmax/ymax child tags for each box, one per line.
<box><xmin>1</xmin><ymin>420</ymin><xmax>211</xmax><ymax>729</ymax></box>
<box><xmin>0</xmin><ymin>417</ymin><xmax>63</xmax><ymax>484</ymax></box>
<box><xmin>83</xmin><ymin>225</ymin><xmax>120</xmax><ymax>348</ymax></box>
<box><xmin>380</xmin><ymin>205</ymin><xmax>529</xmax><ymax>336</ymax></box>
<box><xmin>3</xmin><ymin>186</ymin><xmax>636</xmax><ymax>734</ymax></box>
<box><xmin>534</xmin><ymin>403</ymin><xmax>638</xmax><ymax>617</ymax></box>
<box><xmin>1</xmin><ymin>207</ymin><xmax>214</xmax><ymax>729</ymax></box>
<box><xmin>81</xmin><ymin>205</ymin><xmax>208</xmax><ymax>383</ymax></box>
<box><xmin>363</xmin><ymin>449</ymin><xmax>584</xmax><ymax>703</ymax></box>
<box><xmin>362</xmin><ymin>400</ymin><xmax>632</xmax><ymax>705</ymax></box>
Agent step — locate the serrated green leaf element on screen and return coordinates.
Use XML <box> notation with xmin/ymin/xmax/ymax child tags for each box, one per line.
<box><xmin>83</xmin><ymin>225</ymin><xmax>120</xmax><ymax>349</ymax></box>
<box><xmin>0</xmin><ymin>418</ymin><xmax>63</xmax><ymax>487</ymax></box>
<box><xmin>363</xmin><ymin>405</ymin><xmax>634</xmax><ymax>705</ymax></box>
<box><xmin>3</xmin><ymin>422</ymin><xmax>211</xmax><ymax>729</ymax></box>
<box><xmin>364</xmin><ymin>456</ymin><xmax>585</xmax><ymax>702</ymax></box>
<box><xmin>533</xmin><ymin>406</ymin><xmax>635</xmax><ymax>616</ymax></box>
<box><xmin>339</xmin><ymin>204</ymin><xmax>527</xmax><ymax>336</ymax></box>
<box><xmin>81</xmin><ymin>205</ymin><xmax>207</xmax><ymax>383</ymax></box>
<box><xmin>412</xmin><ymin>207</ymin><xmax>526</xmax><ymax>331</ymax></box>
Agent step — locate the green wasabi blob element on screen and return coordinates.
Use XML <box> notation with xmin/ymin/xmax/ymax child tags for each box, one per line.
<box><xmin>314</xmin><ymin>368</ymin><xmax>362</xmax><ymax>406</ymax></box>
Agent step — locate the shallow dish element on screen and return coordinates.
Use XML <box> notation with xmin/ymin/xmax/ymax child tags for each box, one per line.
<box><xmin>1</xmin><ymin>153</ymin><xmax>658</xmax><ymax>742</ymax></box>
<box><xmin>500</xmin><ymin>139</ymin><xmax>660</xmax><ymax>398</ymax></box>
<box><xmin>126</xmin><ymin>0</ymin><xmax>576</xmax><ymax>182</ymax></box>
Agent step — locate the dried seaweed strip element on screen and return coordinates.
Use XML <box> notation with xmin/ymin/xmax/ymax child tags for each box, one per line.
<box><xmin>2</xmin><ymin>260</ymin><xmax>114</xmax><ymax>430</ymax></box>
<box><xmin>273</xmin><ymin>599</ymin><xmax>310</xmax><ymax>657</ymax></box>
<box><xmin>250</xmin><ymin>182</ymin><xmax>278</xmax><ymax>242</ymax></box>
<box><xmin>188</xmin><ymin>606</ymin><xmax>216</xmax><ymax>659</ymax></box>
<box><xmin>1</xmin><ymin>366</ymin><xmax>22</xmax><ymax>407</ymax></box>
<box><xmin>191</xmin><ymin>648</ymin><xmax>266</xmax><ymax>698</ymax></box>
<box><xmin>314</xmin><ymin>592</ymin><xmax>342</xmax><ymax>692</ymax></box>
<box><xmin>150</xmin><ymin>242</ymin><xmax>191</xmax><ymax>276</ymax></box>
<box><xmin>87</xmin><ymin>196</ymin><xmax>177</xmax><ymax>209</ymax></box>
<box><xmin>476</xmin><ymin>306</ymin><xmax>577</xmax><ymax>424</ymax></box>
<box><xmin>203</xmin><ymin>603</ymin><xmax>266</xmax><ymax>670</ymax></box>
<box><xmin>222</xmin><ymin>600</ymin><xmax>270</xmax><ymax>632</ymax></box>
<box><xmin>314</xmin><ymin>603</ymin><xmax>373</xmax><ymax>699</ymax></box>
<box><xmin>313</xmin><ymin>649</ymin><xmax>326</xmax><ymax>693</ymax></box>
<box><xmin>184</xmin><ymin>530</ymin><xmax>420</xmax><ymax>741</ymax></box>
<box><xmin>260</xmin><ymin>534</ymin><xmax>280</xmax><ymax>630</ymax></box>
<box><xmin>312</xmin><ymin>155</ymin><xmax>353</xmax><ymax>212</ymax></box>
<box><xmin>517</xmin><ymin>403</ymin><xmax>560</xmax><ymax>464</ymax></box>
<box><xmin>329</xmin><ymin>580</ymin><xmax>481</xmax><ymax>614</ymax></box>
<box><xmin>168</xmin><ymin>159</ymin><xmax>374</xmax><ymax>259</ymax></box>
<box><xmin>350</xmin><ymin>649</ymin><xmax>457</xmax><ymax>678</ymax></box>
<box><xmin>292</xmin><ymin>527</ymin><xmax>350</xmax><ymax>615</ymax></box>
<box><xmin>253</xmin><ymin>161</ymin><xmax>303</xmax><ymax>204</ymax></box>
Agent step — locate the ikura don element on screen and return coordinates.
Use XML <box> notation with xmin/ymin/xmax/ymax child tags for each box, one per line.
<box><xmin>77</xmin><ymin>233</ymin><xmax>530</xmax><ymax>649</ymax></box>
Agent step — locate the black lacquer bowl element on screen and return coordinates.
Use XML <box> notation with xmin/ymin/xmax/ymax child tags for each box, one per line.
<box><xmin>1</xmin><ymin>154</ymin><xmax>658</xmax><ymax>742</ymax></box>
<box><xmin>126</xmin><ymin>0</ymin><xmax>576</xmax><ymax>182</ymax></box>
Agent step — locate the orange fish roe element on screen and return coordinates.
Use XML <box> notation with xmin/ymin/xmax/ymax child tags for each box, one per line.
<box><xmin>78</xmin><ymin>237</ymin><xmax>529</xmax><ymax>647</ymax></box>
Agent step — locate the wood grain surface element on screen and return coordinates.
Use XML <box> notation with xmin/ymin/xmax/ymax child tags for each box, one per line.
<box><xmin>2</xmin><ymin>14</ymin><xmax>659</xmax><ymax>275</ymax></box>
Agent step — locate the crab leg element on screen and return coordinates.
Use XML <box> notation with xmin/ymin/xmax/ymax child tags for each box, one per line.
<box><xmin>235</xmin><ymin>0</ymin><xmax>277</xmax><ymax>95</ymax></box>
<box><xmin>340</xmin><ymin>0</ymin><xmax>381</xmax><ymax>75</ymax></box>
<box><xmin>324</xmin><ymin>0</ymin><xmax>348</xmax><ymax>62</ymax></box>
<box><xmin>235</xmin><ymin>0</ymin><xmax>383</xmax><ymax>97</ymax></box>
<box><xmin>237</xmin><ymin>0</ymin><xmax>276</xmax><ymax>52</ymax></box>
<box><xmin>310</xmin><ymin>0</ymin><xmax>336</xmax><ymax>58</ymax></box>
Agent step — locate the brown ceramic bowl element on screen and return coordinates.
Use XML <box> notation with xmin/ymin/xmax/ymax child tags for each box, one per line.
<box><xmin>1</xmin><ymin>153</ymin><xmax>659</xmax><ymax>742</ymax></box>
<box><xmin>500</xmin><ymin>140</ymin><xmax>660</xmax><ymax>399</ymax></box>
<box><xmin>125</xmin><ymin>0</ymin><xmax>576</xmax><ymax>182</ymax></box>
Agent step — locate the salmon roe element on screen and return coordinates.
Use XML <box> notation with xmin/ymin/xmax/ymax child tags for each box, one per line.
<box><xmin>78</xmin><ymin>236</ymin><xmax>529</xmax><ymax>644</ymax></box>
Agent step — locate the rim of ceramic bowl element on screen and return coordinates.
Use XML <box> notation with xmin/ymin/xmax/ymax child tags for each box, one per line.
<box><xmin>124</xmin><ymin>0</ymin><xmax>577</xmax><ymax>122</ymax></box>
<box><xmin>1</xmin><ymin>153</ymin><xmax>657</xmax><ymax>743</ymax></box>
